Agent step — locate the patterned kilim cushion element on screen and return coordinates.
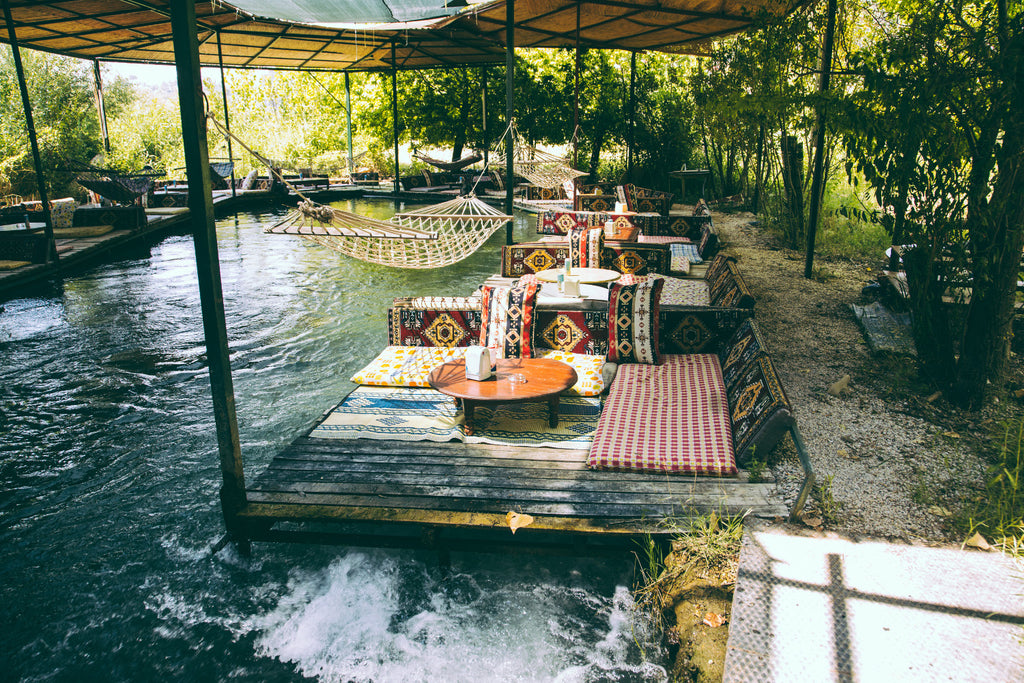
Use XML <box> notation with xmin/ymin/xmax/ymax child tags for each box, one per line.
<box><xmin>608</xmin><ymin>277</ymin><xmax>664</xmax><ymax>364</ymax></box>
<box><xmin>480</xmin><ymin>281</ymin><xmax>539</xmax><ymax>359</ymax></box>
<box><xmin>704</xmin><ymin>254</ymin><xmax>735</xmax><ymax>287</ymax></box>
<box><xmin>709</xmin><ymin>262</ymin><xmax>755</xmax><ymax>308</ymax></box>
<box><xmin>534</xmin><ymin>310</ymin><xmax>609</xmax><ymax>355</ymax></box>
<box><xmin>658</xmin><ymin>277</ymin><xmax>711</xmax><ymax>307</ymax></box>
<box><xmin>502</xmin><ymin>244</ymin><xmax>570</xmax><ymax>276</ymax></box>
<box><xmin>698</xmin><ymin>225</ymin><xmax>718</xmax><ymax>257</ymax></box>
<box><xmin>670</xmin><ymin>243</ymin><xmax>703</xmax><ymax>271</ymax></box>
<box><xmin>575</xmin><ymin>193</ymin><xmax>616</xmax><ymax>213</ymax></box>
<box><xmin>660</xmin><ymin>309</ymin><xmax>753</xmax><ymax>355</ymax></box>
<box><xmin>387</xmin><ymin>308</ymin><xmax>481</xmax><ymax>347</ymax></box>
<box><xmin>351</xmin><ymin>346</ymin><xmax>469</xmax><ymax>387</ymax></box>
<box><xmin>720</xmin><ymin>318</ymin><xmax>771</xmax><ymax>390</ymax></box>
<box><xmin>587</xmin><ymin>354</ymin><xmax>737</xmax><ymax>475</ymax></box>
<box><xmin>729</xmin><ymin>354</ymin><xmax>795</xmax><ymax>465</ymax></box>
<box><xmin>535</xmin><ymin>349</ymin><xmax>610</xmax><ymax>396</ymax></box>
<box><xmin>569</xmin><ymin>226</ymin><xmax>604</xmax><ymax>268</ymax></box>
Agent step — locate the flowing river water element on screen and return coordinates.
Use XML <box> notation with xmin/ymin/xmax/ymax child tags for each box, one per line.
<box><xmin>0</xmin><ymin>200</ymin><xmax>667</xmax><ymax>682</ymax></box>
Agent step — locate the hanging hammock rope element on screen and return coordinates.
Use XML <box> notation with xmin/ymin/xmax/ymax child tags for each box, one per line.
<box><xmin>205</xmin><ymin>113</ymin><xmax>511</xmax><ymax>269</ymax></box>
<box><xmin>489</xmin><ymin>121</ymin><xmax>587</xmax><ymax>189</ymax></box>
<box><xmin>413</xmin><ymin>151</ymin><xmax>483</xmax><ymax>172</ymax></box>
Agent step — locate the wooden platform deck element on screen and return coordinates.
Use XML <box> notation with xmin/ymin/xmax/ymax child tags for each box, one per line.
<box><xmin>238</xmin><ymin>434</ymin><xmax>787</xmax><ymax>553</ymax></box>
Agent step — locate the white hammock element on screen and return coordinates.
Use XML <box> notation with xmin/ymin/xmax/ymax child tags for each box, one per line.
<box><xmin>489</xmin><ymin>125</ymin><xmax>588</xmax><ymax>189</ymax></box>
<box><xmin>266</xmin><ymin>195</ymin><xmax>511</xmax><ymax>269</ymax></box>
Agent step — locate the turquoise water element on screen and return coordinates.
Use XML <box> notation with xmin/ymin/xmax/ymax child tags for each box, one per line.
<box><xmin>0</xmin><ymin>200</ymin><xmax>667</xmax><ymax>682</ymax></box>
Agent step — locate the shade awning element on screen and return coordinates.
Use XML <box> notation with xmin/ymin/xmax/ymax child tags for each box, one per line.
<box><xmin>0</xmin><ymin>0</ymin><xmax>801</xmax><ymax>71</ymax></box>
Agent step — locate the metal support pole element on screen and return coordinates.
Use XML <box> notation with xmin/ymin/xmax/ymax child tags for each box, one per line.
<box><xmin>804</xmin><ymin>0</ymin><xmax>837</xmax><ymax>279</ymax></box>
<box><xmin>481</xmin><ymin>66</ymin><xmax>488</xmax><ymax>168</ymax></box>
<box><xmin>504</xmin><ymin>0</ymin><xmax>515</xmax><ymax>244</ymax></box>
<box><xmin>216</xmin><ymin>32</ymin><xmax>236</xmax><ymax>197</ymax></box>
<box><xmin>573</xmin><ymin>0</ymin><xmax>581</xmax><ymax>185</ymax></box>
<box><xmin>345</xmin><ymin>72</ymin><xmax>354</xmax><ymax>175</ymax></box>
<box><xmin>391</xmin><ymin>40</ymin><xmax>400</xmax><ymax>195</ymax></box>
<box><xmin>2</xmin><ymin>0</ymin><xmax>56</xmax><ymax>263</ymax></box>
<box><xmin>93</xmin><ymin>59</ymin><xmax>110</xmax><ymax>153</ymax></box>
<box><xmin>170</xmin><ymin>0</ymin><xmax>247</xmax><ymax>543</ymax></box>
<box><xmin>628</xmin><ymin>51</ymin><xmax>636</xmax><ymax>181</ymax></box>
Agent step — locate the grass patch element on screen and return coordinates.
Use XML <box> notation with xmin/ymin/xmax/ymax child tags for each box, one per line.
<box><xmin>959</xmin><ymin>418</ymin><xmax>1024</xmax><ymax>557</ymax></box>
<box><xmin>814</xmin><ymin>474</ymin><xmax>843</xmax><ymax>525</ymax></box>
<box><xmin>633</xmin><ymin>512</ymin><xmax>746</xmax><ymax>631</ymax></box>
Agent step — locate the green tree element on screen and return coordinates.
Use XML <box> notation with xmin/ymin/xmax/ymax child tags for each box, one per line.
<box><xmin>842</xmin><ymin>0</ymin><xmax>1024</xmax><ymax>407</ymax></box>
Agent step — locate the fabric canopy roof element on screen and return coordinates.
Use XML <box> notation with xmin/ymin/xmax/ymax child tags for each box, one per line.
<box><xmin>0</xmin><ymin>0</ymin><xmax>800</xmax><ymax>71</ymax></box>
<box><xmin>225</xmin><ymin>0</ymin><xmax>467</xmax><ymax>25</ymax></box>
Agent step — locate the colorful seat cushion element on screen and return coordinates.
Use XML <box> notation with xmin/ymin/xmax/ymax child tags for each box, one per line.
<box><xmin>728</xmin><ymin>353</ymin><xmax>795</xmax><ymax>465</ymax></box>
<box><xmin>569</xmin><ymin>226</ymin><xmax>603</xmax><ymax>268</ymax></box>
<box><xmin>351</xmin><ymin>346</ymin><xmax>469</xmax><ymax>387</ymax></box>
<box><xmin>670</xmin><ymin>242</ymin><xmax>703</xmax><ymax>270</ymax></box>
<box><xmin>480</xmin><ymin>280</ymin><xmax>539</xmax><ymax>359</ymax></box>
<box><xmin>659</xmin><ymin>277</ymin><xmax>710</xmax><ymax>307</ymax></box>
<box><xmin>608</xmin><ymin>277</ymin><xmax>664</xmax><ymax>364</ymax></box>
<box><xmin>535</xmin><ymin>349</ymin><xmax>615</xmax><ymax>396</ymax></box>
<box><xmin>587</xmin><ymin>354</ymin><xmax>737</xmax><ymax>475</ymax></box>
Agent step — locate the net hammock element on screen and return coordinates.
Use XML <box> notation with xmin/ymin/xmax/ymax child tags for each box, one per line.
<box><xmin>489</xmin><ymin>121</ymin><xmax>587</xmax><ymax>189</ymax></box>
<box><xmin>204</xmin><ymin>113</ymin><xmax>512</xmax><ymax>269</ymax></box>
<box><xmin>413</xmin><ymin>151</ymin><xmax>483</xmax><ymax>172</ymax></box>
<box><xmin>64</xmin><ymin>157</ymin><xmax>164</xmax><ymax>205</ymax></box>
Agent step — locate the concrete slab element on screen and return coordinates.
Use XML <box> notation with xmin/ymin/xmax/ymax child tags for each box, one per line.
<box><xmin>724</xmin><ymin>526</ymin><xmax>1024</xmax><ymax>682</ymax></box>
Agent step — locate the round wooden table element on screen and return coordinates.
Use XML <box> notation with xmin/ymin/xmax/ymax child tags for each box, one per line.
<box><xmin>428</xmin><ymin>358</ymin><xmax>578</xmax><ymax>435</ymax></box>
<box><xmin>534</xmin><ymin>267</ymin><xmax>621</xmax><ymax>285</ymax></box>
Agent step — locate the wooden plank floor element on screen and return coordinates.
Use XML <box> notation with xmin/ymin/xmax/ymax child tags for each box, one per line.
<box><xmin>241</xmin><ymin>435</ymin><xmax>787</xmax><ymax>548</ymax></box>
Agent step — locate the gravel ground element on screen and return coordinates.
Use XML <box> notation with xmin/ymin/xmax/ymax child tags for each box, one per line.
<box><xmin>712</xmin><ymin>211</ymin><xmax>1010</xmax><ymax>543</ymax></box>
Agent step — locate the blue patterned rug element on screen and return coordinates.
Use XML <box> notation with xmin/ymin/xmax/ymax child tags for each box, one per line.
<box><xmin>310</xmin><ymin>387</ymin><xmax>463</xmax><ymax>442</ymax></box>
<box><xmin>310</xmin><ymin>387</ymin><xmax>602</xmax><ymax>450</ymax></box>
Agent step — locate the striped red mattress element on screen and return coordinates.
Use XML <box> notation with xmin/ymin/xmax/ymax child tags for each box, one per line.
<box><xmin>587</xmin><ymin>354</ymin><xmax>737</xmax><ymax>475</ymax></box>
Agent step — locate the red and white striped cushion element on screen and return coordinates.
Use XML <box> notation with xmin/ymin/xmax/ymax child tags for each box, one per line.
<box><xmin>587</xmin><ymin>354</ymin><xmax>737</xmax><ymax>475</ymax></box>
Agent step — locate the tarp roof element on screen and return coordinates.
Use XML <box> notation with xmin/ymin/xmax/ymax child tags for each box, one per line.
<box><xmin>0</xmin><ymin>0</ymin><xmax>800</xmax><ymax>71</ymax></box>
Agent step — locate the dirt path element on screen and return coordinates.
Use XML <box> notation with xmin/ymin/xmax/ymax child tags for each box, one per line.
<box><xmin>712</xmin><ymin>211</ymin><xmax>999</xmax><ymax>541</ymax></box>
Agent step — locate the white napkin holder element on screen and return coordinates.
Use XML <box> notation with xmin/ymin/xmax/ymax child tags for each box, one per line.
<box><xmin>465</xmin><ymin>345</ymin><xmax>493</xmax><ymax>381</ymax></box>
<box><xmin>563</xmin><ymin>275</ymin><xmax>581</xmax><ymax>297</ymax></box>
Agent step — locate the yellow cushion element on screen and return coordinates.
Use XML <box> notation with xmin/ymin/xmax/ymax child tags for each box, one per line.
<box><xmin>536</xmin><ymin>350</ymin><xmax>613</xmax><ymax>396</ymax></box>
<box><xmin>351</xmin><ymin>346</ymin><xmax>468</xmax><ymax>387</ymax></box>
<box><xmin>0</xmin><ymin>259</ymin><xmax>32</xmax><ymax>270</ymax></box>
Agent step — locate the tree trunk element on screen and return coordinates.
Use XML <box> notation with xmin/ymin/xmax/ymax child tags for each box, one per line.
<box><xmin>903</xmin><ymin>244</ymin><xmax>957</xmax><ymax>387</ymax></box>
<box><xmin>781</xmin><ymin>134</ymin><xmax>805</xmax><ymax>248</ymax></box>
<box><xmin>752</xmin><ymin>121</ymin><xmax>766</xmax><ymax>214</ymax></box>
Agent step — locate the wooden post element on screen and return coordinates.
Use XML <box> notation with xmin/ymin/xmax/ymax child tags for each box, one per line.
<box><xmin>2</xmin><ymin>0</ymin><xmax>56</xmax><ymax>264</ymax></box>
<box><xmin>93</xmin><ymin>59</ymin><xmax>110</xmax><ymax>153</ymax></box>
<box><xmin>481</xmin><ymin>66</ymin><xmax>488</xmax><ymax>168</ymax></box>
<box><xmin>391</xmin><ymin>40</ymin><xmax>400</xmax><ymax>195</ymax></box>
<box><xmin>345</xmin><ymin>72</ymin><xmax>354</xmax><ymax>175</ymax></box>
<box><xmin>216</xmin><ymin>32</ymin><xmax>236</xmax><ymax>198</ymax></box>
<box><xmin>628</xmin><ymin>51</ymin><xmax>636</xmax><ymax>181</ymax></box>
<box><xmin>804</xmin><ymin>0</ymin><xmax>838</xmax><ymax>279</ymax></box>
<box><xmin>169</xmin><ymin>0</ymin><xmax>247</xmax><ymax>544</ymax></box>
<box><xmin>504</xmin><ymin>0</ymin><xmax>515</xmax><ymax>244</ymax></box>
<box><xmin>573</xmin><ymin>0</ymin><xmax>581</xmax><ymax>183</ymax></box>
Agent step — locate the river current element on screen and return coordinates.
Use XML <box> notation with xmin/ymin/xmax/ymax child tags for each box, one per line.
<box><xmin>0</xmin><ymin>200</ymin><xmax>667</xmax><ymax>682</ymax></box>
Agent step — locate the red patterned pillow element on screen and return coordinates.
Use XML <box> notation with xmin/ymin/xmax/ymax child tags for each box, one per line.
<box><xmin>607</xmin><ymin>278</ymin><xmax>664</xmax><ymax>364</ymax></box>
<box><xmin>569</xmin><ymin>226</ymin><xmax>603</xmax><ymax>268</ymax></box>
<box><xmin>479</xmin><ymin>281</ymin><xmax>539</xmax><ymax>359</ymax></box>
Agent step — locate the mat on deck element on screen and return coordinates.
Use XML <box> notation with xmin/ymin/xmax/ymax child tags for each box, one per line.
<box><xmin>310</xmin><ymin>386</ymin><xmax>602</xmax><ymax>450</ymax></box>
<box><xmin>851</xmin><ymin>301</ymin><xmax>916</xmax><ymax>355</ymax></box>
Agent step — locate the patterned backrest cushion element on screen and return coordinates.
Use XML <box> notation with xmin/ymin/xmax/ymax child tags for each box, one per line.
<box><xmin>720</xmin><ymin>318</ymin><xmax>771</xmax><ymax>390</ymax></box>
<box><xmin>607</xmin><ymin>277</ymin><xmax>664</xmax><ymax>364</ymax></box>
<box><xmin>569</xmin><ymin>226</ymin><xmax>604</xmax><ymax>268</ymax></box>
<box><xmin>698</xmin><ymin>225</ymin><xmax>718</xmax><ymax>257</ymax></box>
<box><xmin>728</xmin><ymin>353</ymin><xmax>795</xmax><ymax>465</ymax></box>
<box><xmin>709</xmin><ymin>262</ymin><xmax>756</xmax><ymax>308</ymax></box>
<box><xmin>240</xmin><ymin>169</ymin><xmax>259</xmax><ymax>190</ymax></box>
<box><xmin>388</xmin><ymin>308</ymin><xmax>481</xmax><ymax>347</ymax></box>
<box><xmin>479</xmin><ymin>280</ymin><xmax>539</xmax><ymax>359</ymax></box>
<box><xmin>704</xmin><ymin>253</ymin><xmax>735</xmax><ymax>285</ymax></box>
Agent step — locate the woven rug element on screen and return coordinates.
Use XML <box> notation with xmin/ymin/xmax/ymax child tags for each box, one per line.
<box><xmin>310</xmin><ymin>386</ymin><xmax>463</xmax><ymax>442</ymax></box>
<box><xmin>465</xmin><ymin>396</ymin><xmax>603</xmax><ymax>450</ymax></box>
